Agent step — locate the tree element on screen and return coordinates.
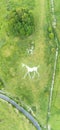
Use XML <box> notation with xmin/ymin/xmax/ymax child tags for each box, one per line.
<box><xmin>8</xmin><ymin>8</ymin><xmax>35</xmax><ymax>38</ymax></box>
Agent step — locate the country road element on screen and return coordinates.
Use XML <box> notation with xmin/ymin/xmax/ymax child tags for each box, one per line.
<box><xmin>0</xmin><ymin>93</ymin><xmax>41</xmax><ymax>130</ymax></box>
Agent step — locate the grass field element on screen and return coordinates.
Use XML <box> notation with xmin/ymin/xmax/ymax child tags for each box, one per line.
<box><xmin>0</xmin><ymin>0</ymin><xmax>59</xmax><ymax>130</ymax></box>
<box><xmin>0</xmin><ymin>99</ymin><xmax>36</xmax><ymax>130</ymax></box>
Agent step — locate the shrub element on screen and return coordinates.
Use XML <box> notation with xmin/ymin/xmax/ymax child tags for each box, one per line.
<box><xmin>48</xmin><ymin>26</ymin><xmax>52</xmax><ymax>33</ymax></box>
<box><xmin>49</xmin><ymin>32</ymin><xmax>54</xmax><ymax>39</ymax></box>
<box><xmin>48</xmin><ymin>25</ymin><xmax>55</xmax><ymax>40</ymax></box>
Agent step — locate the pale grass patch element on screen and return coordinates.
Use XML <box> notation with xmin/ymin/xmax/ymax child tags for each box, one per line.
<box><xmin>1</xmin><ymin>45</ymin><xmax>14</xmax><ymax>57</ymax></box>
<box><xmin>9</xmin><ymin>67</ymin><xmax>15</xmax><ymax>77</ymax></box>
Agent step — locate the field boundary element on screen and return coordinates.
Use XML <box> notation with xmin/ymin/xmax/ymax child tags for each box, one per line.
<box><xmin>46</xmin><ymin>0</ymin><xmax>59</xmax><ymax>129</ymax></box>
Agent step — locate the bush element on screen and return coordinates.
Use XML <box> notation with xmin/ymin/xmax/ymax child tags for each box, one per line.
<box><xmin>8</xmin><ymin>8</ymin><xmax>35</xmax><ymax>38</ymax></box>
<box><xmin>49</xmin><ymin>32</ymin><xmax>54</xmax><ymax>39</ymax></box>
<box><xmin>48</xmin><ymin>26</ymin><xmax>52</xmax><ymax>33</ymax></box>
<box><xmin>48</xmin><ymin>26</ymin><xmax>55</xmax><ymax>40</ymax></box>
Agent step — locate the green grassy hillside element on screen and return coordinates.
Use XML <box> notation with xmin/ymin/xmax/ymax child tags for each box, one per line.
<box><xmin>0</xmin><ymin>0</ymin><xmax>60</xmax><ymax>130</ymax></box>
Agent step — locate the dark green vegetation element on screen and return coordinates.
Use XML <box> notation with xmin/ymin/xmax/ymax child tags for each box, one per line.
<box><xmin>0</xmin><ymin>0</ymin><xmax>60</xmax><ymax>130</ymax></box>
<box><xmin>8</xmin><ymin>8</ymin><xmax>34</xmax><ymax>38</ymax></box>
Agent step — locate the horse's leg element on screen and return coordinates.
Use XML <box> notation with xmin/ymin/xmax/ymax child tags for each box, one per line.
<box><xmin>32</xmin><ymin>71</ymin><xmax>35</xmax><ymax>79</ymax></box>
<box><xmin>23</xmin><ymin>72</ymin><xmax>28</xmax><ymax>79</ymax></box>
<box><xmin>36</xmin><ymin>71</ymin><xmax>40</xmax><ymax>77</ymax></box>
<box><xmin>28</xmin><ymin>72</ymin><xmax>31</xmax><ymax>78</ymax></box>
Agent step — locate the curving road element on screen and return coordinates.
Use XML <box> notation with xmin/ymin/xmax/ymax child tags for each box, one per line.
<box><xmin>0</xmin><ymin>93</ymin><xmax>41</xmax><ymax>130</ymax></box>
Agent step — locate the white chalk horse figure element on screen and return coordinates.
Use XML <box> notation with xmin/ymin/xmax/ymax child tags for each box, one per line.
<box><xmin>22</xmin><ymin>63</ymin><xmax>40</xmax><ymax>79</ymax></box>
